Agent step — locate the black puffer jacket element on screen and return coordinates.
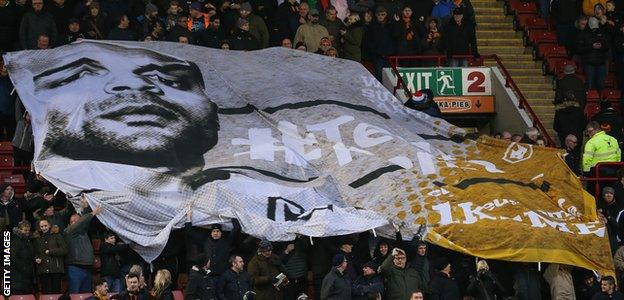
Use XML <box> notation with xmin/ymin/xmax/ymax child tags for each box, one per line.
<box><xmin>428</xmin><ymin>271</ymin><xmax>461</xmax><ymax>300</ymax></box>
<box><xmin>184</xmin><ymin>266</ymin><xmax>216</xmax><ymax>300</ymax></box>
<box><xmin>11</xmin><ymin>227</ymin><xmax>35</xmax><ymax>294</ymax></box>
<box><xmin>100</xmin><ymin>241</ymin><xmax>129</xmax><ymax>277</ymax></box>
<box><xmin>19</xmin><ymin>8</ymin><xmax>58</xmax><ymax>49</ymax></box>
<box><xmin>441</xmin><ymin>19</ymin><xmax>478</xmax><ymax>57</ymax></box>
<box><xmin>576</xmin><ymin>28</ymin><xmax>610</xmax><ymax>66</ymax></box>
<box><xmin>466</xmin><ymin>271</ymin><xmax>505</xmax><ymax>300</ymax></box>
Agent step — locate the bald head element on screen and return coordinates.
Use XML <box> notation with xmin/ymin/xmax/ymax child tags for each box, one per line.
<box><xmin>565</xmin><ymin>134</ymin><xmax>578</xmax><ymax>150</ymax></box>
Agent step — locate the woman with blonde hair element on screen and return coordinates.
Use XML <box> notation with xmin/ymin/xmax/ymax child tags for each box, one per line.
<box><xmin>466</xmin><ymin>259</ymin><xmax>506</xmax><ymax>300</ymax></box>
<box><xmin>150</xmin><ymin>269</ymin><xmax>174</xmax><ymax>300</ymax></box>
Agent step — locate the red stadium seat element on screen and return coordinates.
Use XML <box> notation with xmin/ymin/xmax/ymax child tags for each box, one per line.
<box><xmin>605</xmin><ymin>74</ymin><xmax>618</xmax><ymax>89</ymax></box>
<box><xmin>549</xmin><ymin>58</ymin><xmax>577</xmax><ymax>76</ymax></box>
<box><xmin>522</xmin><ymin>16</ymin><xmax>549</xmax><ymax>32</ymax></box>
<box><xmin>587</xmin><ymin>89</ymin><xmax>601</xmax><ymax>101</ymax></box>
<box><xmin>515</xmin><ymin>13</ymin><xmax>539</xmax><ymax>30</ymax></box>
<box><xmin>9</xmin><ymin>295</ymin><xmax>36</xmax><ymax>300</ymax></box>
<box><xmin>0</xmin><ymin>141</ymin><xmax>13</xmax><ymax>153</ymax></box>
<box><xmin>173</xmin><ymin>290</ymin><xmax>184</xmax><ymax>300</ymax></box>
<box><xmin>70</xmin><ymin>294</ymin><xmax>92</xmax><ymax>300</ymax></box>
<box><xmin>526</xmin><ymin>30</ymin><xmax>557</xmax><ymax>46</ymax></box>
<box><xmin>4</xmin><ymin>174</ymin><xmax>26</xmax><ymax>196</ymax></box>
<box><xmin>92</xmin><ymin>238</ymin><xmax>101</xmax><ymax>254</ymax></box>
<box><xmin>509</xmin><ymin>0</ymin><xmax>538</xmax><ymax>15</ymax></box>
<box><xmin>39</xmin><ymin>295</ymin><xmax>63</xmax><ymax>300</ymax></box>
<box><xmin>585</xmin><ymin>101</ymin><xmax>601</xmax><ymax>119</ymax></box>
<box><xmin>93</xmin><ymin>255</ymin><xmax>101</xmax><ymax>270</ymax></box>
<box><xmin>602</xmin><ymin>89</ymin><xmax>621</xmax><ymax>101</ymax></box>
<box><xmin>539</xmin><ymin>44</ymin><xmax>567</xmax><ymax>60</ymax></box>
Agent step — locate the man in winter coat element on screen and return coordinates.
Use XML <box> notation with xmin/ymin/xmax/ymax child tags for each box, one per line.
<box><xmin>410</xmin><ymin>242</ymin><xmax>431</xmax><ymax>293</ymax></box>
<box><xmin>239</xmin><ymin>2</ymin><xmax>269</xmax><ymax>48</ymax></box>
<box><xmin>592</xmin><ymin>275</ymin><xmax>624</xmax><ymax>299</ymax></box>
<box><xmin>379</xmin><ymin>247</ymin><xmax>421</xmax><ymax>300</ymax></box>
<box><xmin>33</xmin><ymin>219</ymin><xmax>68</xmax><ymax>294</ymax></box>
<box><xmin>101</xmin><ymin>232</ymin><xmax>128</xmax><ymax>294</ymax></box>
<box><xmin>184</xmin><ymin>254</ymin><xmax>216</xmax><ymax>300</ymax></box>
<box><xmin>217</xmin><ymin>255</ymin><xmax>252</xmax><ymax>300</ymax></box>
<box><xmin>364</xmin><ymin>6</ymin><xmax>395</xmax><ymax>79</ymax></box>
<box><xmin>248</xmin><ymin>240</ymin><xmax>287</xmax><ymax>300</ymax></box>
<box><xmin>352</xmin><ymin>262</ymin><xmax>383</xmax><ymax>300</ymax></box>
<box><xmin>320</xmin><ymin>253</ymin><xmax>352</xmax><ymax>300</ymax></box>
<box><xmin>544</xmin><ymin>263</ymin><xmax>576</xmax><ymax>300</ymax></box>
<box><xmin>440</xmin><ymin>7</ymin><xmax>478</xmax><ymax>67</ymax></box>
<box><xmin>554</xmin><ymin>91</ymin><xmax>586</xmax><ymax>147</ymax></box>
<box><xmin>11</xmin><ymin>220</ymin><xmax>35</xmax><ymax>295</ymax></box>
<box><xmin>294</xmin><ymin>8</ymin><xmax>330</xmax><ymax>53</ymax></box>
<box><xmin>428</xmin><ymin>257</ymin><xmax>461</xmax><ymax>300</ymax></box>
<box><xmin>230</xmin><ymin>18</ymin><xmax>260</xmax><ymax>50</ymax></box>
<box><xmin>466</xmin><ymin>260</ymin><xmax>505</xmax><ymax>300</ymax></box>
<box><xmin>18</xmin><ymin>0</ymin><xmax>57</xmax><ymax>49</ymax></box>
<box><xmin>0</xmin><ymin>183</ymin><xmax>22</xmax><ymax>229</ymax></box>
<box><xmin>120</xmin><ymin>273</ymin><xmax>150</xmax><ymax>300</ymax></box>
<box><xmin>576</xmin><ymin>18</ymin><xmax>610</xmax><ymax>91</ymax></box>
<box><xmin>64</xmin><ymin>197</ymin><xmax>102</xmax><ymax>293</ymax></box>
<box><xmin>555</xmin><ymin>64</ymin><xmax>587</xmax><ymax>108</ymax></box>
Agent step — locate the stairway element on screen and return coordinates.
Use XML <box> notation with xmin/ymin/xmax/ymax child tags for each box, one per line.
<box><xmin>472</xmin><ymin>0</ymin><xmax>557</xmax><ymax>141</ymax></box>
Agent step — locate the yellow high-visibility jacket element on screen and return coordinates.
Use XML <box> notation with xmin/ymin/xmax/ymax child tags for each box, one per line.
<box><xmin>582</xmin><ymin>131</ymin><xmax>621</xmax><ymax>172</ymax></box>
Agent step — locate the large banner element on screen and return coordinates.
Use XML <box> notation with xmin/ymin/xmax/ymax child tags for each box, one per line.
<box><xmin>398</xmin><ymin>67</ymin><xmax>495</xmax><ymax>114</ymax></box>
<box><xmin>3</xmin><ymin>41</ymin><xmax>613</xmax><ymax>273</ymax></box>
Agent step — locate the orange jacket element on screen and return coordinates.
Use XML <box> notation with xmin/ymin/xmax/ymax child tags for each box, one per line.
<box><xmin>187</xmin><ymin>13</ymin><xmax>210</xmax><ymax>32</ymax></box>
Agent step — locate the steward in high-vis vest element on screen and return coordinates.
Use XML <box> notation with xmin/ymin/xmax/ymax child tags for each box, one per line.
<box><xmin>583</xmin><ymin>121</ymin><xmax>621</xmax><ymax>173</ymax></box>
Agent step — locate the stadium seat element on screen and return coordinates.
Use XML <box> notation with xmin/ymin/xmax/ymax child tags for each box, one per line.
<box><xmin>605</xmin><ymin>74</ymin><xmax>618</xmax><ymax>90</ymax></box>
<box><xmin>521</xmin><ymin>16</ymin><xmax>549</xmax><ymax>32</ymax></box>
<box><xmin>585</xmin><ymin>101</ymin><xmax>601</xmax><ymax>119</ymax></box>
<box><xmin>92</xmin><ymin>238</ymin><xmax>101</xmax><ymax>254</ymax></box>
<box><xmin>537</xmin><ymin>44</ymin><xmax>566</xmax><ymax>60</ymax></box>
<box><xmin>70</xmin><ymin>294</ymin><xmax>92</xmax><ymax>300</ymax></box>
<box><xmin>0</xmin><ymin>141</ymin><xmax>13</xmax><ymax>154</ymax></box>
<box><xmin>587</xmin><ymin>89</ymin><xmax>601</xmax><ymax>101</ymax></box>
<box><xmin>515</xmin><ymin>13</ymin><xmax>539</xmax><ymax>30</ymax></box>
<box><xmin>9</xmin><ymin>295</ymin><xmax>36</xmax><ymax>300</ymax></box>
<box><xmin>549</xmin><ymin>58</ymin><xmax>577</xmax><ymax>76</ymax></box>
<box><xmin>602</xmin><ymin>89</ymin><xmax>621</xmax><ymax>101</ymax></box>
<box><xmin>39</xmin><ymin>295</ymin><xmax>63</xmax><ymax>300</ymax></box>
<box><xmin>509</xmin><ymin>0</ymin><xmax>538</xmax><ymax>15</ymax></box>
<box><xmin>93</xmin><ymin>255</ymin><xmax>101</xmax><ymax>270</ymax></box>
<box><xmin>3</xmin><ymin>174</ymin><xmax>26</xmax><ymax>196</ymax></box>
<box><xmin>173</xmin><ymin>290</ymin><xmax>184</xmax><ymax>300</ymax></box>
<box><xmin>526</xmin><ymin>29</ymin><xmax>557</xmax><ymax>46</ymax></box>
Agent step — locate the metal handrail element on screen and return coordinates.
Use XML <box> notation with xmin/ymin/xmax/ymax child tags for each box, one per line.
<box><xmin>387</xmin><ymin>55</ymin><xmax>555</xmax><ymax>147</ymax></box>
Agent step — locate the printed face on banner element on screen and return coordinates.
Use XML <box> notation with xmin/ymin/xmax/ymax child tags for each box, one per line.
<box><xmin>31</xmin><ymin>43</ymin><xmax>219</xmax><ymax>170</ymax></box>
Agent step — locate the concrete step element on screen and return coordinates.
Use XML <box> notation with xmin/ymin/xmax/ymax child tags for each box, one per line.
<box><xmin>473</xmin><ymin>5</ymin><xmax>505</xmax><ymax>12</ymax></box>
<box><xmin>478</xmin><ymin>38</ymin><xmax>524</xmax><ymax>46</ymax></box>
<box><xmin>497</xmin><ymin>54</ymin><xmax>536</xmax><ymax>61</ymax></box>
<box><xmin>475</xmin><ymin>14</ymin><xmax>510</xmax><ymax>23</ymax></box>
<box><xmin>516</xmin><ymin>83</ymin><xmax>554</xmax><ymax>91</ymax></box>
<box><xmin>480</xmin><ymin>45</ymin><xmax>529</xmax><ymax>54</ymax></box>
<box><xmin>524</xmin><ymin>90</ymin><xmax>555</xmax><ymax>98</ymax></box>
<box><xmin>523</xmin><ymin>99</ymin><xmax>556</xmax><ymax>105</ymax></box>
<box><xmin>478</xmin><ymin>22</ymin><xmax>515</xmax><ymax>30</ymax></box>
<box><xmin>509</xmin><ymin>75</ymin><xmax>553</xmax><ymax>84</ymax></box>
<box><xmin>477</xmin><ymin>30</ymin><xmax>523</xmax><ymax>39</ymax></box>
<box><xmin>484</xmin><ymin>60</ymin><xmax>541</xmax><ymax>68</ymax></box>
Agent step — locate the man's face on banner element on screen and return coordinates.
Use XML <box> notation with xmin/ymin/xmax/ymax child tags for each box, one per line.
<box><xmin>31</xmin><ymin>42</ymin><xmax>218</xmax><ymax>169</ymax></box>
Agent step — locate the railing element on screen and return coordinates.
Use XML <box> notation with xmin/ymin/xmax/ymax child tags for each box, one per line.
<box><xmin>582</xmin><ymin>162</ymin><xmax>624</xmax><ymax>199</ymax></box>
<box><xmin>387</xmin><ymin>55</ymin><xmax>555</xmax><ymax>146</ymax></box>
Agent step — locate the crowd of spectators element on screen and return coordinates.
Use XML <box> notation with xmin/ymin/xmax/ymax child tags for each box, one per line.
<box><xmin>0</xmin><ymin>0</ymin><xmax>480</xmax><ymax>79</ymax></box>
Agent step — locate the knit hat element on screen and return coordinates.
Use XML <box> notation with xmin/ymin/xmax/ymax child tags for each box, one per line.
<box><xmin>412</xmin><ymin>91</ymin><xmax>425</xmax><ymax>102</ymax></box>
<box><xmin>310</xmin><ymin>8</ymin><xmax>320</xmax><ymax>15</ymax></box>
<box><xmin>237</xmin><ymin>18</ymin><xmax>249</xmax><ymax>28</ymax></box>
<box><xmin>240</xmin><ymin>2</ymin><xmax>252</xmax><ymax>11</ymax></box>
<box><xmin>453</xmin><ymin>7</ymin><xmax>464</xmax><ymax>15</ymax></box>
<box><xmin>41</xmin><ymin>201</ymin><xmax>54</xmax><ymax>212</ymax></box>
<box><xmin>332</xmin><ymin>253</ymin><xmax>346</xmax><ymax>266</ymax></box>
<box><xmin>603</xmin><ymin>186</ymin><xmax>615</xmax><ymax>197</ymax></box>
<box><xmin>375</xmin><ymin>6</ymin><xmax>387</xmax><ymax>14</ymax></box>
<box><xmin>563</xmin><ymin>64</ymin><xmax>575</xmax><ymax>75</ymax></box>
<box><xmin>68</xmin><ymin>17</ymin><xmax>80</xmax><ymax>25</ymax></box>
<box><xmin>190</xmin><ymin>2</ymin><xmax>203</xmax><ymax>11</ymax></box>
<box><xmin>145</xmin><ymin>3</ymin><xmax>158</xmax><ymax>15</ymax></box>
<box><xmin>434</xmin><ymin>256</ymin><xmax>450</xmax><ymax>270</ymax></box>
<box><xmin>258</xmin><ymin>239</ymin><xmax>272</xmax><ymax>251</ymax></box>
<box><xmin>362</xmin><ymin>261</ymin><xmax>377</xmax><ymax>270</ymax></box>
<box><xmin>209</xmin><ymin>223</ymin><xmax>222</xmax><ymax>231</ymax></box>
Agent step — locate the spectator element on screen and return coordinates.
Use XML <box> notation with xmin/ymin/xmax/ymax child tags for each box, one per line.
<box><xmin>513</xmin><ymin>263</ymin><xmax>542</xmax><ymax>300</ymax></box>
<box><xmin>136</xmin><ymin>3</ymin><xmax>164</xmax><ymax>39</ymax></box>
<box><xmin>34</xmin><ymin>199</ymin><xmax>72</xmax><ymax>232</ymax></box>
<box><xmin>320</xmin><ymin>6</ymin><xmax>345</xmax><ymax>50</ymax></box>
<box><xmin>393</xmin><ymin>5</ymin><xmax>422</xmax><ymax>57</ymax></box>
<box><xmin>552</xmin><ymin>0</ymin><xmax>581</xmax><ymax>46</ymax></box>
<box><xmin>582</xmin><ymin>121</ymin><xmax>621</xmax><ymax>174</ymax></box>
<box><xmin>421</xmin><ymin>17</ymin><xmax>443</xmax><ymax>65</ymax></box>
<box><xmin>120</xmin><ymin>273</ymin><xmax>149</xmax><ymax>300</ymax></box>
<box><xmin>364</xmin><ymin>6</ymin><xmax>394</xmax><ymax>79</ymax></box>
<box><xmin>511</xmin><ymin>134</ymin><xmax>523</xmax><ymax>142</ymax></box>
<box><xmin>554</xmin><ymin>91</ymin><xmax>586</xmax><ymax>146</ymax></box>
<box><xmin>371</xmin><ymin>239</ymin><xmax>391</xmax><ymax>268</ymax></box>
<box><xmin>0</xmin><ymin>57</ymin><xmax>14</xmax><ymax>141</ymax></box>
<box><xmin>605</xmin><ymin>0</ymin><xmax>621</xmax><ymax>28</ymax></box>
<box><xmin>441</xmin><ymin>8</ymin><xmax>478</xmax><ymax>67</ymax></box>
<box><xmin>577</xmin><ymin>271</ymin><xmax>600</xmax><ymax>300</ymax></box>
<box><xmin>294</xmin><ymin>8</ymin><xmax>330</xmax><ymax>52</ymax></box>
<box><xmin>282</xmin><ymin>38</ymin><xmax>293</xmax><ymax>48</ymax></box>
<box><xmin>614</xmin><ymin>21</ymin><xmax>624</xmax><ymax>92</ymax></box>
<box><xmin>165</xmin><ymin>1</ymin><xmax>183</xmax><ymax>31</ymax></box>
<box><xmin>108</xmin><ymin>14</ymin><xmax>135</xmax><ymax>41</ymax></box>
<box><xmin>168</xmin><ymin>16</ymin><xmax>192</xmax><ymax>43</ymax></box>
<box><xmin>428</xmin><ymin>257</ymin><xmax>461</xmax><ymax>300</ymax></box>
<box><xmin>520</xmin><ymin>127</ymin><xmax>540</xmax><ymax>144</ymax></box>
<box><xmin>150</xmin><ymin>269</ymin><xmax>174</xmax><ymax>300</ymax></box>
<box><xmin>184</xmin><ymin>253</ymin><xmax>215</xmax><ymax>300</ymax></box>
<box><xmin>352</xmin><ymin>261</ymin><xmax>383</xmax><ymax>300</ymax></box>
<box><xmin>591</xmin><ymin>4</ymin><xmax>609</xmax><ymax>30</ymax></box>
<box><xmin>230</xmin><ymin>18</ymin><xmax>260</xmax><ymax>50</ymax></box>
<box><xmin>0</xmin><ymin>183</ymin><xmax>20</xmax><ymax>229</ymax></box>
<box><xmin>86</xmin><ymin>278</ymin><xmax>109</xmax><ymax>300</ymax></box>
<box><xmin>101</xmin><ymin>232</ymin><xmax>128</xmax><ymax>294</ymax></box>
<box><xmin>81</xmin><ymin>2</ymin><xmax>105</xmax><ymax>40</ymax></box>
<box><xmin>320</xmin><ymin>253</ymin><xmax>353</xmax><ymax>299</ymax></box>
<box><xmin>178</xmin><ymin>35</ymin><xmax>190</xmax><ymax>43</ymax></box>
<box><xmin>410</xmin><ymin>290</ymin><xmax>425</xmax><ymax>300</ymax></box>
<box><xmin>19</xmin><ymin>0</ymin><xmax>57</xmax><ymax>49</ymax></box>
<box><xmin>36</xmin><ymin>34</ymin><xmax>50</xmax><ymax>49</ymax></box>
<box><xmin>188</xmin><ymin>2</ymin><xmax>210</xmax><ymax>33</ymax></box>
<box><xmin>325</xmin><ymin>47</ymin><xmax>338</xmax><ymax>57</ymax></box>
<box><xmin>128</xmin><ymin>264</ymin><xmax>148</xmax><ymax>291</ymax></box>
<box><xmin>49</xmin><ymin>0</ymin><xmax>73</xmax><ymax>35</ymax></box>
<box><xmin>280</xmin><ymin>237</ymin><xmax>309</xmax><ymax>299</ymax></box>
<box><xmin>502</xmin><ymin>131</ymin><xmax>512</xmax><ymax>141</ymax></box>
<box><xmin>593</xmin><ymin>101</ymin><xmax>624</xmax><ymax>147</ymax></box>
<box><xmin>577</xmin><ymin>17</ymin><xmax>610</xmax><ymax>92</ymax></box>
<box><xmin>410</xmin><ymin>241</ymin><xmax>431</xmax><ymax>293</ymax></box>
<box><xmin>33</xmin><ymin>219</ymin><xmax>67</xmax><ymax>294</ymax></box>
<box><xmin>467</xmin><ymin>260</ymin><xmax>505</xmax><ymax>300</ymax></box>
<box><xmin>570</xmin><ymin>16</ymin><xmax>590</xmax><ymax>57</ymax></box>
<box><xmin>592</xmin><ymin>275</ymin><xmax>624</xmax><ymax>299</ymax></box>
<box><xmin>0</xmin><ymin>0</ymin><xmax>21</xmax><ymax>52</ymax></box>
<box><xmin>275</xmin><ymin>0</ymin><xmax>300</xmax><ymax>41</ymax></box>
<box><xmin>543</xmin><ymin>263</ymin><xmax>575</xmax><ymax>300</ymax></box>
<box><xmin>217</xmin><ymin>255</ymin><xmax>252</xmax><ymax>300</ymax></box>
<box><xmin>563</xmin><ymin>134</ymin><xmax>582</xmax><ymax>175</ymax></box>
<box><xmin>248</xmin><ymin>239</ymin><xmax>287</xmax><ymax>300</ymax></box>
<box><xmin>64</xmin><ymin>197</ymin><xmax>102</xmax><ymax>293</ymax></box>
<box><xmin>599</xmin><ymin>186</ymin><xmax>621</xmax><ymax>223</ymax></box>
<box><xmin>315</xmin><ymin>37</ymin><xmax>332</xmax><ymax>54</ymax></box>
<box><xmin>536</xmin><ymin>136</ymin><xmax>546</xmax><ymax>146</ymax></box>
<box><xmin>239</xmin><ymin>2</ymin><xmax>269</xmax><ymax>48</ymax></box>
<box><xmin>341</xmin><ymin>13</ymin><xmax>364</xmax><ymax>61</ymax></box>
<box><xmin>57</xmin><ymin>18</ymin><xmax>85</xmax><ymax>46</ymax></box>
<box><xmin>431</xmin><ymin>0</ymin><xmax>454</xmax><ymax>24</ymax></box>
<box><xmin>555</xmin><ymin>65</ymin><xmax>587</xmax><ymax>107</ymax></box>
<box><xmin>405</xmin><ymin>89</ymin><xmax>442</xmax><ymax>118</ymax></box>
<box><xmin>379</xmin><ymin>247</ymin><xmax>422</xmax><ymax>300</ymax></box>
<box><xmin>11</xmin><ymin>220</ymin><xmax>35</xmax><ymax>295</ymax></box>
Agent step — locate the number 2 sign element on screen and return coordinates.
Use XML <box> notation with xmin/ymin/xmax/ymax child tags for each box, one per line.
<box><xmin>462</xmin><ymin>69</ymin><xmax>491</xmax><ymax>96</ymax></box>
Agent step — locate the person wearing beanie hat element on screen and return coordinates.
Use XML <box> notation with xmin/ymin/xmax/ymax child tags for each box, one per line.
<box><xmin>248</xmin><ymin>237</ymin><xmax>287</xmax><ymax>299</ymax></box>
<box><xmin>410</xmin><ymin>241</ymin><xmax>431</xmax><ymax>291</ymax></box>
<box><xmin>237</xmin><ymin>2</ymin><xmax>269</xmax><ymax>48</ymax></box>
<box><xmin>352</xmin><ymin>261</ymin><xmax>384</xmax><ymax>300</ymax></box>
<box><xmin>379</xmin><ymin>247</ymin><xmax>422</xmax><ymax>300</ymax></box>
<box><xmin>599</xmin><ymin>186</ymin><xmax>621</xmax><ymax>232</ymax></box>
<box><xmin>404</xmin><ymin>89</ymin><xmax>442</xmax><ymax>117</ymax></box>
<box><xmin>200</xmin><ymin>218</ymin><xmax>241</xmax><ymax>278</ymax></box>
<box><xmin>187</xmin><ymin>2</ymin><xmax>210</xmax><ymax>32</ymax></box>
<box><xmin>554</xmin><ymin>63</ymin><xmax>586</xmax><ymax>106</ymax></box>
<box><xmin>320</xmin><ymin>253</ymin><xmax>352</xmax><ymax>299</ymax></box>
<box><xmin>293</xmin><ymin>5</ymin><xmax>330</xmax><ymax>52</ymax></box>
<box><xmin>441</xmin><ymin>2</ymin><xmax>480</xmax><ymax>67</ymax></box>
<box><xmin>0</xmin><ymin>183</ymin><xmax>20</xmax><ymax>229</ymax></box>
<box><xmin>136</xmin><ymin>3</ymin><xmax>164</xmax><ymax>39</ymax></box>
<box><xmin>578</xmin><ymin>15</ymin><xmax>610</xmax><ymax>92</ymax></box>
<box><xmin>230</xmin><ymin>17</ymin><xmax>260</xmax><ymax>50</ymax></box>
<box><xmin>429</xmin><ymin>256</ymin><xmax>461</xmax><ymax>299</ymax></box>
